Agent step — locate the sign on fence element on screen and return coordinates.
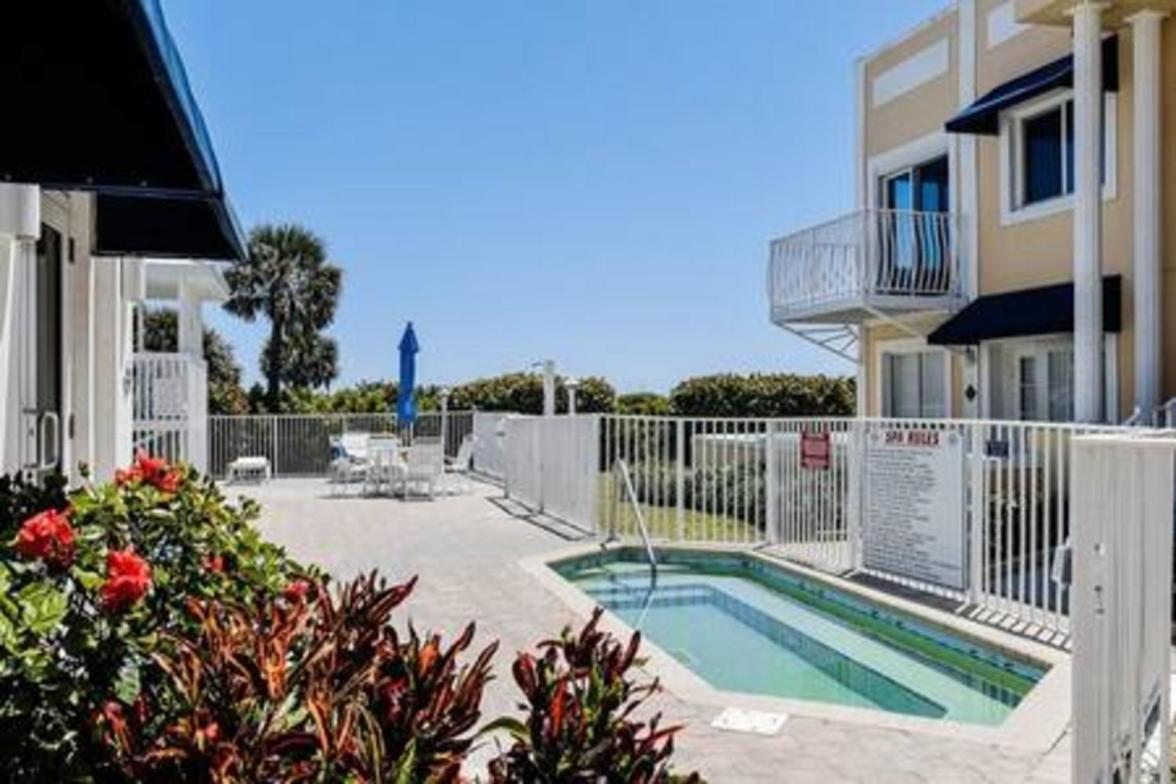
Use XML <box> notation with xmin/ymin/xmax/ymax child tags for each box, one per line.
<box><xmin>800</xmin><ymin>430</ymin><xmax>831</xmax><ymax>471</ymax></box>
<box><xmin>863</xmin><ymin>426</ymin><xmax>966</xmax><ymax>590</ymax></box>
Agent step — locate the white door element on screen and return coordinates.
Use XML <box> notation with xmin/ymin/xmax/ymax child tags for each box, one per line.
<box><xmin>17</xmin><ymin>221</ymin><xmax>64</xmax><ymax>479</ymax></box>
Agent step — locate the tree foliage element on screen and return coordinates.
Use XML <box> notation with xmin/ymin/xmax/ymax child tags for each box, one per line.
<box><xmin>669</xmin><ymin>373</ymin><xmax>855</xmax><ymax>418</ymax></box>
<box><xmin>448</xmin><ymin>373</ymin><xmax>615</xmax><ymax>414</ymax></box>
<box><xmin>224</xmin><ymin>224</ymin><xmax>342</xmax><ymax>407</ymax></box>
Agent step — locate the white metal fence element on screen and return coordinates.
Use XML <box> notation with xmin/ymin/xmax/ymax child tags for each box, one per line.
<box><xmin>501</xmin><ymin>413</ymin><xmax>1133</xmax><ymax>634</ymax></box>
<box><xmin>1071</xmin><ymin>432</ymin><xmax>1175</xmax><ymax>784</ymax></box>
<box><xmin>207</xmin><ymin>411</ymin><xmax>473</xmax><ymax>478</ymax></box>
<box><xmin>132</xmin><ymin>352</ymin><xmax>209</xmax><ymax>472</ymax></box>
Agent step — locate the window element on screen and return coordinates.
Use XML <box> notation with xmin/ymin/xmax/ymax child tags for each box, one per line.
<box><xmin>1002</xmin><ymin>91</ymin><xmax>1115</xmax><ymax>224</ymax></box>
<box><xmin>1012</xmin><ymin>344</ymin><xmax>1075</xmax><ymax>423</ymax></box>
<box><xmin>881</xmin><ymin>350</ymin><xmax>946</xmax><ymax>418</ymax></box>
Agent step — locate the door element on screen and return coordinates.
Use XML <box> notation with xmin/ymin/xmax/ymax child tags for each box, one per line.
<box><xmin>879</xmin><ymin>156</ymin><xmax>950</xmax><ymax>292</ymax></box>
<box><xmin>20</xmin><ymin>224</ymin><xmax>63</xmax><ymax>479</ymax></box>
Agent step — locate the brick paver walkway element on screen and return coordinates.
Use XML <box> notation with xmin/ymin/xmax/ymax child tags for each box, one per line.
<box><xmin>244</xmin><ymin>479</ymin><xmax>1069</xmax><ymax>783</ymax></box>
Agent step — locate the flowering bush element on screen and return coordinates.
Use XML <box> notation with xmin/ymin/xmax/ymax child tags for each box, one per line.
<box><xmin>0</xmin><ymin>454</ymin><xmax>310</xmax><ymax>780</ymax></box>
<box><xmin>103</xmin><ymin>572</ymin><xmax>496</xmax><ymax>783</ymax></box>
<box><xmin>488</xmin><ymin>609</ymin><xmax>701</xmax><ymax>783</ymax></box>
<box><xmin>1</xmin><ymin>455</ymin><xmax>703</xmax><ymax>782</ymax></box>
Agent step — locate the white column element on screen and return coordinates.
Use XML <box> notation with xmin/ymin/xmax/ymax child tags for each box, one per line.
<box><xmin>1130</xmin><ymin>10</ymin><xmax>1166</xmax><ymax>413</ymax></box>
<box><xmin>0</xmin><ymin>185</ymin><xmax>39</xmax><ymax>474</ymax></box>
<box><xmin>541</xmin><ymin>359</ymin><xmax>555</xmax><ymax>416</ymax></box>
<box><xmin>1071</xmin><ymin>2</ymin><xmax>1105</xmax><ymax>422</ymax></box>
<box><xmin>177</xmin><ymin>281</ymin><xmax>202</xmax><ymax>357</ymax></box>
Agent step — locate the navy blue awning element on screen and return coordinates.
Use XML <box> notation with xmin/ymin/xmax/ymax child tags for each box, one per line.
<box><xmin>927</xmin><ymin>276</ymin><xmax>1121</xmax><ymax>345</ymax></box>
<box><xmin>0</xmin><ymin>0</ymin><xmax>244</xmax><ymax>260</ymax></box>
<box><xmin>946</xmin><ymin>36</ymin><xmax>1118</xmax><ymax>136</ymax></box>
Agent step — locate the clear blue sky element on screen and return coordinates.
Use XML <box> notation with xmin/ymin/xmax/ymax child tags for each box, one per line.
<box><xmin>167</xmin><ymin>0</ymin><xmax>947</xmax><ymax>394</ymax></box>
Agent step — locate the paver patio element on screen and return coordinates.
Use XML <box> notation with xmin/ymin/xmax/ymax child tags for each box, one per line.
<box><xmin>242</xmin><ymin>478</ymin><xmax>1070</xmax><ymax>783</ymax></box>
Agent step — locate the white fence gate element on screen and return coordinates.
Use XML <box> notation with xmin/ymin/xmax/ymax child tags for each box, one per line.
<box><xmin>503</xmin><ymin>415</ymin><xmax>599</xmax><ymax>532</ymax></box>
<box><xmin>1071</xmin><ymin>433</ymin><xmax>1175</xmax><ymax>784</ymax></box>
<box><xmin>472</xmin><ymin>411</ymin><xmax>511</xmax><ymax>481</ymax></box>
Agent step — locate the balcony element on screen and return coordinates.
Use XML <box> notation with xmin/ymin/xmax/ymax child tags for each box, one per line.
<box><xmin>132</xmin><ymin>352</ymin><xmax>209</xmax><ymax>472</ymax></box>
<box><xmin>768</xmin><ymin>209</ymin><xmax>967</xmax><ymax>326</ymax></box>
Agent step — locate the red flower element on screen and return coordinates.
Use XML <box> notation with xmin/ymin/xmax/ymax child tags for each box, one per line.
<box><xmin>203</xmin><ymin>554</ymin><xmax>225</xmax><ymax>574</ymax></box>
<box><xmin>282</xmin><ymin>579</ymin><xmax>312</xmax><ymax>603</ymax></box>
<box><xmin>117</xmin><ymin>451</ymin><xmax>183</xmax><ymax>493</ymax></box>
<box><xmin>100</xmin><ymin>548</ymin><xmax>152</xmax><ymax>612</ymax></box>
<box><xmin>418</xmin><ymin>637</ymin><xmax>440</xmax><ymax>675</ymax></box>
<box><xmin>14</xmin><ymin>508</ymin><xmax>75</xmax><ymax>568</ymax></box>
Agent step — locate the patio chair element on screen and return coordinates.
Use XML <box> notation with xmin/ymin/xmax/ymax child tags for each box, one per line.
<box><xmin>401</xmin><ymin>443</ymin><xmax>444</xmax><ymax>500</ymax></box>
<box><xmin>329</xmin><ymin>433</ymin><xmax>371</xmax><ymax>496</ymax></box>
<box><xmin>364</xmin><ymin>435</ymin><xmax>404</xmax><ymax>496</ymax></box>
<box><xmin>443</xmin><ymin>434</ymin><xmax>476</xmax><ymax>494</ymax></box>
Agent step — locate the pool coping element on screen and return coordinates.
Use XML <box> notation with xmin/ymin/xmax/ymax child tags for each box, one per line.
<box><xmin>519</xmin><ymin>542</ymin><xmax>1071</xmax><ymax>754</ymax></box>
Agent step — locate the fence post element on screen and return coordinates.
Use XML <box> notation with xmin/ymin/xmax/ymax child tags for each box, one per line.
<box><xmin>271</xmin><ymin>416</ymin><xmax>279</xmax><ymax>477</ymax></box>
<box><xmin>968</xmin><ymin>423</ymin><xmax>984</xmax><ymax>604</ymax></box>
<box><xmin>845</xmin><ymin>420</ymin><xmax>861</xmax><ymax>567</ymax></box>
<box><xmin>765</xmin><ymin>421</ymin><xmax>780</xmax><ymax>545</ymax></box>
<box><xmin>675</xmin><ymin>419</ymin><xmax>685</xmax><ymax>541</ymax></box>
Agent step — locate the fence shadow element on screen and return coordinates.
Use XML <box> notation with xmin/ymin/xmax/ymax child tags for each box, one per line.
<box><xmin>487</xmin><ymin>495</ymin><xmax>596</xmax><ymax>542</ymax></box>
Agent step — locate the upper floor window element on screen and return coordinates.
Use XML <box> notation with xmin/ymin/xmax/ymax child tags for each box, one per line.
<box><xmin>1001</xmin><ymin>91</ymin><xmax>1116</xmax><ymax>225</ymax></box>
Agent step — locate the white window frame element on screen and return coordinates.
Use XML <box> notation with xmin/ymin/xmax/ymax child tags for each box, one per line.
<box><xmin>866</xmin><ymin>131</ymin><xmax>953</xmax><ymax>213</ymax></box>
<box><xmin>873</xmin><ymin>337</ymin><xmax>952</xmax><ymax>419</ymax></box>
<box><xmin>984</xmin><ymin>333</ymin><xmax>1119</xmax><ymax>423</ymax></box>
<box><xmin>999</xmin><ymin>88</ymin><xmax>1117</xmax><ymax>226</ymax></box>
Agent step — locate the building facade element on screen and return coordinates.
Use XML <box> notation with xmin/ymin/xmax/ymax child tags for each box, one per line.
<box><xmin>769</xmin><ymin>0</ymin><xmax>1176</xmax><ymax>424</ymax></box>
<box><xmin>0</xmin><ymin>2</ymin><xmax>244</xmax><ymax>483</ymax></box>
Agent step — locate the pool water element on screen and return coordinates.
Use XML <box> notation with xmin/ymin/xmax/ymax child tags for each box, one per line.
<box><xmin>554</xmin><ymin>549</ymin><xmax>1046</xmax><ymax>726</ymax></box>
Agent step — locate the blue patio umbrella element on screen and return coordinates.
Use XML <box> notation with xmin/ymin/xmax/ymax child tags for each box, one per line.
<box><xmin>397</xmin><ymin>322</ymin><xmax>420</xmax><ymax>424</ymax></box>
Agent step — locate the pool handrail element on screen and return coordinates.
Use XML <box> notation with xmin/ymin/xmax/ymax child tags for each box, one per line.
<box><xmin>611</xmin><ymin>459</ymin><xmax>658</xmax><ymax>584</ymax></box>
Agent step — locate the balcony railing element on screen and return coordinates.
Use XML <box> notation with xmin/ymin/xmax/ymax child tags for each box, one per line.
<box><xmin>132</xmin><ymin>352</ymin><xmax>208</xmax><ymax>472</ymax></box>
<box><xmin>768</xmin><ymin>209</ymin><xmax>966</xmax><ymax>323</ymax></box>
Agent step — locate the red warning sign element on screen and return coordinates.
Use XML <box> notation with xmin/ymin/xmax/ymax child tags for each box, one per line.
<box><xmin>800</xmin><ymin>430</ymin><xmax>831</xmax><ymax>471</ymax></box>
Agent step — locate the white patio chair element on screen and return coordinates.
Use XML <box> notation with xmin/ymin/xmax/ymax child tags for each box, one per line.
<box><xmin>364</xmin><ymin>435</ymin><xmax>404</xmax><ymax>496</ymax></box>
<box><xmin>401</xmin><ymin>444</ymin><xmax>444</xmax><ymax>500</ymax></box>
<box><xmin>329</xmin><ymin>432</ymin><xmax>371</xmax><ymax>496</ymax></box>
<box><xmin>443</xmin><ymin>434</ymin><xmax>476</xmax><ymax>494</ymax></box>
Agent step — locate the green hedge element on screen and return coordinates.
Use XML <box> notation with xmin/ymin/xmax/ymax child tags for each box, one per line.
<box><xmin>448</xmin><ymin>373</ymin><xmax>615</xmax><ymax>414</ymax></box>
<box><xmin>669</xmin><ymin>373</ymin><xmax>854</xmax><ymax>418</ymax></box>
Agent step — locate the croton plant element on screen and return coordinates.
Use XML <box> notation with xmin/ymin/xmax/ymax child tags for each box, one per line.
<box><xmin>0</xmin><ymin>454</ymin><xmax>702</xmax><ymax>783</ymax></box>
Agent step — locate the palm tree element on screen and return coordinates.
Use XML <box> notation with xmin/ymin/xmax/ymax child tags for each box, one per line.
<box><xmin>224</xmin><ymin>224</ymin><xmax>342</xmax><ymax>409</ymax></box>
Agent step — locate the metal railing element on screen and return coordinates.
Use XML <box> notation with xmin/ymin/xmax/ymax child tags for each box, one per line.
<box><xmin>207</xmin><ymin>411</ymin><xmax>473</xmax><ymax>478</ymax></box>
<box><xmin>611</xmin><ymin>459</ymin><xmax>658</xmax><ymax>583</ymax></box>
<box><xmin>132</xmin><ymin>352</ymin><xmax>209</xmax><ymax>471</ymax></box>
<box><xmin>768</xmin><ymin>209</ymin><xmax>965</xmax><ymax>317</ymax></box>
<box><xmin>502</xmin><ymin>412</ymin><xmax>1134</xmax><ymax>636</ymax></box>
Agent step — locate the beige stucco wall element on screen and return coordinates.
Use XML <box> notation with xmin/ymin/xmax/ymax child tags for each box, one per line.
<box><xmin>854</xmin><ymin>3</ymin><xmax>1176</xmax><ymax>420</ymax></box>
<box><xmin>864</xmin><ymin>10</ymin><xmax>958</xmax><ymax>160</ymax></box>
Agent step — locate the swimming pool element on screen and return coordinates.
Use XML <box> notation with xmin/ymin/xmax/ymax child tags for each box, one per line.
<box><xmin>552</xmin><ymin>548</ymin><xmax>1047</xmax><ymax>726</ymax></box>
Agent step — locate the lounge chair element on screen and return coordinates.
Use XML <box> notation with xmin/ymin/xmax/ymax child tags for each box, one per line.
<box><xmin>329</xmin><ymin>432</ymin><xmax>371</xmax><ymax>496</ymax></box>
<box><xmin>444</xmin><ymin>434</ymin><xmax>476</xmax><ymax>494</ymax></box>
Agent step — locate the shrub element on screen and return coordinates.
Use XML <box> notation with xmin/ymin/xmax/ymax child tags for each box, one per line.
<box><xmin>670</xmin><ymin>373</ymin><xmax>854</xmax><ymax>418</ymax></box>
<box><xmin>108</xmin><ymin>572</ymin><xmax>497</xmax><ymax>783</ymax></box>
<box><xmin>449</xmin><ymin>373</ymin><xmax>616</xmax><ymax>414</ymax></box>
<box><xmin>0</xmin><ymin>454</ymin><xmax>309</xmax><ymax>780</ymax></box>
<box><xmin>617</xmin><ymin>392</ymin><xmax>672</xmax><ymax>416</ymax></box>
<box><xmin>488</xmin><ymin>608</ymin><xmax>701</xmax><ymax>783</ymax></box>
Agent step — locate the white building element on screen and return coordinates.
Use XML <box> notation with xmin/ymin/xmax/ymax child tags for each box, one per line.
<box><xmin>0</xmin><ymin>1</ymin><xmax>244</xmax><ymax>483</ymax></box>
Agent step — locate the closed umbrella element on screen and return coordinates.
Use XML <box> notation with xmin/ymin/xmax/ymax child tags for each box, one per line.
<box><xmin>397</xmin><ymin>322</ymin><xmax>419</xmax><ymax>426</ymax></box>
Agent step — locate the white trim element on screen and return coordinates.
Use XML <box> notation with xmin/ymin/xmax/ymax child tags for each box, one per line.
<box><xmin>986</xmin><ymin>1</ymin><xmax>1028</xmax><ymax>49</ymax></box>
<box><xmin>866</xmin><ymin>130</ymin><xmax>952</xmax><ymax>209</ymax></box>
<box><xmin>855</xmin><ymin>57</ymin><xmax>868</xmax><ymax>209</ymax></box>
<box><xmin>871</xmin><ymin>37</ymin><xmax>951</xmax><ymax>108</ymax></box>
<box><xmin>871</xmin><ymin>336</ymin><xmax>952</xmax><ymax>418</ymax></box>
<box><xmin>998</xmin><ymin>89</ymin><xmax>1118</xmax><ymax>227</ymax></box>
<box><xmin>958</xmin><ymin>0</ymin><xmax>979</xmax><ymax>300</ymax></box>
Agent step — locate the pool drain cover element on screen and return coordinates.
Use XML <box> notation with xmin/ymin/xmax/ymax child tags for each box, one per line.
<box><xmin>710</xmin><ymin>708</ymin><xmax>788</xmax><ymax>736</ymax></box>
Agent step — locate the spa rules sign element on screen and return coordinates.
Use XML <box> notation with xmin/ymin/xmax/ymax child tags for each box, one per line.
<box><xmin>863</xmin><ymin>427</ymin><xmax>966</xmax><ymax>591</ymax></box>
